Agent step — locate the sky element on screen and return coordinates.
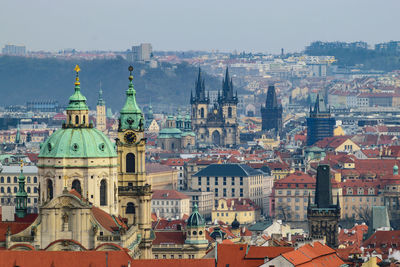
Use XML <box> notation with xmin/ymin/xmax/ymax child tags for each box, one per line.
<box><xmin>1</xmin><ymin>0</ymin><xmax>400</xmax><ymax>54</ymax></box>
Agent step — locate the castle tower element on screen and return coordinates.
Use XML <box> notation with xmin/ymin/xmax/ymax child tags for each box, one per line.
<box><xmin>306</xmin><ymin>94</ymin><xmax>336</xmax><ymax>146</ymax></box>
<box><xmin>190</xmin><ymin>68</ymin><xmax>209</xmax><ymax>143</ymax></box>
<box><xmin>96</xmin><ymin>84</ymin><xmax>107</xmax><ymax>132</ymax></box>
<box><xmin>261</xmin><ymin>85</ymin><xmax>283</xmax><ymax>135</ymax></box>
<box><xmin>117</xmin><ymin>66</ymin><xmax>153</xmax><ymax>259</ymax></box>
<box><xmin>16</xmin><ymin>162</ymin><xmax>28</xmax><ymax>218</ymax></box>
<box><xmin>307</xmin><ymin>165</ymin><xmax>340</xmax><ymax>248</ymax></box>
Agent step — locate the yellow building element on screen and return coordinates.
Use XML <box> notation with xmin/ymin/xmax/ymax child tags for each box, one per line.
<box><xmin>212</xmin><ymin>198</ymin><xmax>258</xmax><ymax>225</ymax></box>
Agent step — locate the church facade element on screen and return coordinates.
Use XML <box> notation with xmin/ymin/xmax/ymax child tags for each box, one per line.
<box><xmin>190</xmin><ymin>68</ymin><xmax>239</xmax><ymax>147</ymax></box>
<box><xmin>261</xmin><ymin>85</ymin><xmax>282</xmax><ymax>135</ymax></box>
<box><xmin>6</xmin><ymin>66</ymin><xmax>153</xmax><ymax>259</ymax></box>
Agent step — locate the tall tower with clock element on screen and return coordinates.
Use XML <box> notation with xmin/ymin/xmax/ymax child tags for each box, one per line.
<box><xmin>117</xmin><ymin>66</ymin><xmax>153</xmax><ymax>259</ymax></box>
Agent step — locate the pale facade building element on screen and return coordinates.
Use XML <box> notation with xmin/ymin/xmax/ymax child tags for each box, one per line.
<box><xmin>152</xmin><ymin>190</ymin><xmax>190</xmax><ymax>219</ymax></box>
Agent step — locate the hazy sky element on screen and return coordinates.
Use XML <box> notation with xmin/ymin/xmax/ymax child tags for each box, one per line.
<box><xmin>1</xmin><ymin>0</ymin><xmax>399</xmax><ymax>53</ymax></box>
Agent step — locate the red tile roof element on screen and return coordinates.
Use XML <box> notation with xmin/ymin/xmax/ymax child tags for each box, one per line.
<box><xmin>91</xmin><ymin>206</ymin><xmax>127</xmax><ymax>232</ymax></box>
<box><xmin>244</xmin><ymin>246</ymin><xmax>294</xmax><ymax>259</ymax></box>
<box><xmin>362</xmin><ymin>230</ymin><xmax>400</xmax><ymax>259</ymax></box>
<box><xmin>161</xmin><ymin>158</ymin><xmax>191</xmax><ymax>166</ymax></box>
<box><xmin>0</xmin><ymin>214</ymin><xmax>38</xmax><ymax>243</ymax></box>
<box><xmin>146</xmin><ymin>162</ymin><xmax>175</xmax><ymax>173</ymax></box>
<box><xmin>0</xmin><ymin>251</ymin><xmax>132</xmax><ymax>267</ymax></box>
<box><xmin>152</xmin><ymin>190</ymin><xmax>190</xmax><ymax>200</ymax></box>
<box><xmin>153</xmin><ymin>231</ymin><xmax>186</xmax><ymax>245</ymax></box>
<box><xmin>274</xmin><ymin>171</ymin><xmax>316</xmax><ymax>189</ymax></box>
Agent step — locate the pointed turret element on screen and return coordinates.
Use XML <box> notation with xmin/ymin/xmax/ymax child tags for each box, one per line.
<box><xmin>16</xmin><ymin>161</ymin><xmax>28</xmax><ymax>218</ymax></box>
<box><xmin>190</xmin><ymin>68</ymin><xmax>209</xmax><ymax>104</ymax></box>
<box><xmin>15</xmin><ymin>125</ymin><xmax>21</xmax><ymax>144</ymax></box>
<box><xmin>220</xmin><ymin>67</ymin><xmax>238</xmax><ymax>104</ymax></box>
<box><xmin>266</xmin><ymin>85</ymin><xmax>278</xmax><ymax>108</ymax></box>
<box><xmin>97</xmin><ymin>83</ymin><xmax>105</xmax><ymax>106</ymax></box>
<box><xmin>119</xmin><ymin>66</ymin><xmax>144</xmax><ymax>131</ymax></box>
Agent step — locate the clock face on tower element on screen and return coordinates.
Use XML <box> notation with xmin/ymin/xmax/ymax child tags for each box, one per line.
<box><xmin>124</xmin><ymin>131</ymin><xmax>137</xmax><ymax>144</ymax></box>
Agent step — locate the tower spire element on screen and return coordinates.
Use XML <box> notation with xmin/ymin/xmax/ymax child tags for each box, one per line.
<box><xmin>16</xmin><ymin>160</ymin><xmax>28</xmax><ymax>218</ymax></box>
<box><xmin>66</xmin><ymin>65</ymin><xmax>89</xmax><ymax>127</ymax></box>
<box><xmin>119</xmin><ymin>66</ymin><xmax>144</xmax><ymax>131</ymax></box>
<box><xmin>97</xmin><ymin>81</ymin><xmax>105</xmax><ymax>106</ymax></box>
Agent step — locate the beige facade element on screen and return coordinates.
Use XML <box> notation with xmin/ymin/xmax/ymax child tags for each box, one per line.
<box><xmin>212</xmin><ymin>198</ymin><xmax>257</xmax><ymax>225</ymax></box>
<box><xmin>96</xmin><ymin>104</ymin><xmax>106</xmax><ymax>132</ymax></box>
<box><xmin>181</xmin><ymin>190</ymin><xmax>214</xmax><ymax>220</ymax></box>
<box><xmin>152</xmin><ymin>196</ymin><xmax>190</xmax><ymax>220</ymax></box>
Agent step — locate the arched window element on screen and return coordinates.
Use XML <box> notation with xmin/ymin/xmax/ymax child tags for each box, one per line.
<box><xmin>34</xmin><ymin>187</ymin><xmax>38</xmax><ymax>193</ymax></box>
<box><xmin>72</xmin><ymin>179</ymin><xmax>81</xmax><ymax>195</ymax></box>
<box><xmin>228</xmin><ymin>107</ymin><xmax>232</xmax><ymax>118</ymax></box>
<box><xmin>83</xmin><ymin>115</ymin><xmax>86</xmax><ymax>124</ymax></box>
<box><xmin>14</xmin><ymin>177</ymin><xmax>17</xmax><ymax>183</ymax></box>
<box><xmin>7</xmin><ymin>187</ymin><xmax>11</xmax><ymax>193</ymax></box>
<box><xmin>27</xmin><ymin>187</ymin><xmax>31</xmax><ymax>193</ymax></box>
<box><xmin>0</xmin><ymin>177</ymin><xmax>3</xmax><ymax>183</ymax></box>
<box><xmin>126</xmin><ymin>202</ymin><xmax>135</xmax><ymax>214</ymax></box>
<box><xmin>14</xmin><ymin>187</ymin><xmax>17</xmax><ymax>193</ymax></box>
<box><xmin>69</xmin><ymin>115</ymin><xmax>71</xmax><ymax>123</ymax></box>
<box><xmin>200</xmin><ymin>108</ymin><xmax>204</xmax><ymax>118</ymax></box>
<box><xmin>171</xmin><ymin>143</ymin><xmax>175</xmax><ymax>150</ymax></box>
<box><xmin>47</xmin><ymin>180</ymin><xmax>53</xmax><ymax>200</ymax></box>
<box><xmin>126</xmin><ymin>153</ymin><xmax>135</xmax><ymax>173</ymax></box>
<box><xmin>100</xmin><ymin>179</ymin><xmax>107</xmax><ymax>206</ymax></box>
<box><xmin>75</xmin><ymin>115</ymin><xmax>79</xmax><ymax>124</ymax></box>
<box><xmin>34</xmin><ymin>177</ymin><xmax>37</xmax><ymax>183</ymax></box>
<box><xmin>7</xmin><ymin>177</ymin><xmax>10</xmax><ymax>183</ymax></box>
<box><xmin>0</xmin><ymin>187</ymin><xmax>3</xmax><ymax>193</ymax></box>
<box><xmin>27</xmin><ymin>177</ymin><xmax>31</xmax><ymax>183</ymax></box>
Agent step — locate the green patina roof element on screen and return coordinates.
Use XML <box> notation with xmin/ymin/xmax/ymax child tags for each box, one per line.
<box><xmin>158</xmin><ymin>127</ymin><xmax>182</xmax><ymax>139</ymax></box>
<box><xmin>67</xmin><ymin>73</ymin><xmax>88</xmax><ymax>111</ymax></box>
<box><xmin>39</xmin><ymin>128</ymin><xmax>117</xmax><ymax>158</ymax></box>
<box><xmin>181</xmin><ymin>131</ymin><xmax>195</xmax><ymax>137</ymax></box>
<box><xmin>187</xmin><ymin>205</ymin><xmax>205</xmax><ymax>227</ymax></box>
<box><xmin>119</xmin><ymin>71</ymin><xmax>144</xmax><ymax>131</ymax></box>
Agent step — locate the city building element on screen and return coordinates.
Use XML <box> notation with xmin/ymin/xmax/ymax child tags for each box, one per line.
<box><xmin>192</xmin><ymin>163</ymin><xmax>266</xmax><ymax>212</ymax></box>
<box><xmin>2</xmin><ymin>44</ymin><xmax>26</xmax><ymax>56</ymax></box>
<box><xmin>307</xmin><ymin>165</ymin><xmax>341</xmax><ymax>248</ymax></box>
<box><xmin>180</xmin><ymin>190</ymin><xmax>214</xmax><ymax>220</ymax></box>
<box><xmin>127</xmin><ymin>43</ymin><xmax>152</xmax><ymax>62</ymax></box>
<box><xmin>161</xmin><ymin>158</ymin><xmax>190</xmax><ymax>190</ymax></box>
<box><xmin>190</xmin><ymin>68</ymin><xmax>239</xmax><ymax>147</ymax></box>
<box><xmin>306</xmin><ymin>94</ymin><xmax>336</xmax><ymax>146</ymax></box>
<box><xmin>211</xmin><ymin>198</ymin><xmax>259</xmax><ymax>225</ymax></box>
<box><xmin>157</xmin><ymin>113</ymin><xmax>195</xmax><ymax>151</ymax></box>
<box><xmin>0</xmin><ymin>165</ymin><xmax>39</xmax><ymax>213</ymax></box>
<box><xmin>261</xmin><ymin>85</ymin><xmax>282</xmax><ymax>135</ymax></box>
<box><xmin>152</xmin><ymin>190</ymin><xmax>190</xmax><ymax>219</ymax></box>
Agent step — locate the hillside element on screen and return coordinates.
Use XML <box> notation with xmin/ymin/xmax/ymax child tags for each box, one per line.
<box><xmin>0</xmin><ymin>56</ymin><xmax>221</xmax><ymax>112</ymax></box>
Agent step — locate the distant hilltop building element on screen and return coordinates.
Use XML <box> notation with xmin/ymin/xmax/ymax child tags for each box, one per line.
<box><xmin>190</xmin><ymin>68</ymin><xmax>239</xmax><ymax>147</ymax></box>
<box><xmin>2</xmin><ymin>44</ymin><xmax>26</xmax><ymax>56</ymax></box>
<box><xmin>261</xmin><ymin>85</ymin><xmax>282</xmax><ymax>135</ymax></box>
<box><xmin>306</xmin><ymin>94</ymin><xmax>335</xmax><ymax>146</ymax></box>
<box><xmin>127</xmin><ymin>43</ymin><xmax>152</xmax><ymax>62</ymax></box>
<box><xmin>26</xmin><ymin>100</ymin><xmax>60</xmax><ymax>112</ymax></box>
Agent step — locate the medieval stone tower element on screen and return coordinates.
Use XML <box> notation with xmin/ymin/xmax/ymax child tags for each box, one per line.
<box><xmin>307</xmin><ymin>165</ymin><xmax>340</xmax><ymax>248</ymax></box>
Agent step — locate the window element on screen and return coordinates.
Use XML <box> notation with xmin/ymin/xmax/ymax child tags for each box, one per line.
<box><xmin>207</xmin><ymin>187</ymin><xmax>210</xmax><ymax>192</ymax></box>
<box><xmin>47</xmin><ymin>180</ymin><xmax>53</xmax><ymax>200</ymax></box>
<box><xmin>215</xmin><ymin>177</ymin><xmax>218</xmax><ymax>185</ymax></box>
<box><xmin>7</xmin><ymin>177</ymin><xmax>10</xmax><ymax>183</ymax></box>
<box><xmin>7</xmin><ymin>187</ymin><xmax>11</xmax><ymax>193</ymax></box>
<box><xmin>223</xmin><ymin>188</ymin><xmax>227</xmax><ymax>197</ymax></box>
<box><xmin>100</xmin><ymin>179</ymin><xmax>107</xmax><ymax>206</ymax></box>
<box><xmin>286</xmin><ymin>190</ymin><xmax>291</xmax><ymax>196</ymax></box>
<box><xmin>240</xmin><ymin>188</ymin><xmax>243</xmax><ymax>197</ymax></box>
<box><xmin>126</xmin><ymin>202</ymin><xmax>135</xmax><ymax>214</ymax></box>
<box><xmin>34</xmin><ymin>187</ymin><xmax>38</xmax><ymax>193</ymax></box>
<box><xmin>228</xmin><ymin>107</ymin><xmax>232</xmax><ymax>118</ymax></box>
<box><xmin>72</xmin><ymin>180</ymin><xmax>81</xmax><ymax>195</ymax></box>
<box><xmin>240</xmin><ymin>177</ymin><xmax>243</xmax><ymax>185</ymax></box>
<box><xmin>223</xmin><ymin>177</ymin><xmax>227</xmax><ymax>186</ymax></box>
<box><xmin>215</xmin><ymin>188</ymin><xmax>218</xmax><ymax>197</ymax></box>
<box><xmin>14</xmin><ymin>177</ymin><xmax>17</xmax><ymax>183</ymax></box>
<box><xmin>0</xmin><ymin>187</ymin><xmax>3</xmax><ymax>193</ymax></box>
<box><xmin>126</xmin><ymin>153</ymin><xmax>135</xmax><ymax>173</ymax></box>
<box><xmin>207</xmin><ymin>177</ymin><xmax>210</xmax><ymax>185</ymax></box>
<box><xmin>198</xmin><ymin>177</ymin><xmax>201</xmax><ymax>186</ymax></box>
<box><xmin>34</xmin><ymin>177</ymin><xmax>37</xmax><ymax>183</ymax></box>
<box><xmin>231</xmin><ymin>177</ymin><xmax>235</xmax><ymax>186</ymax></box>
<box><xmin>200</xmin><ymin>108</ymin><xmax>204</xmax><ymax>118</ymax></box>
<box><xmin>232</xmin><ymin>188</ymin><xmax>235</xmax><ymax>197</ymax></box>
<box><xmin>27</xmin><ymin>187</ymin><xmax>31</xmax><ymax>193</ymax></box>
<box><xmin>0</xmin><ymin>177</ymin><xmax>3</xmax><ymax>183</ymax></box>
<box><xmin>295</xmin><ymin>206</ymin><xmax>300</xmax><ymax>211</ymax></box>
<box><xmin>75</xmin><ymin>115</ymin><xmax>79</xmax><ymax>124</ymax></box>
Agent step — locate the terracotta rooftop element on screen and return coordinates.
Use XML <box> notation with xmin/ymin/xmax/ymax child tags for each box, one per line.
<box><xmin>152</xmin><ymin>190</ymin><xmax>190</xmax><ymax>200</ymax></box>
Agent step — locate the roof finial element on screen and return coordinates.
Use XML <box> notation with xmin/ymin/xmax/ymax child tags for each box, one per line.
<box><xmin>20</xmin><ymin>159</ymin><xmax>23</xmax><ymax>172</ymax></box>
<box><xmin>128</xmin><ymin>65</ymin><xmax>133</xmax><ymax>82</ymax></box>
<box><xmin>74</xmin><ymin>65</ymin><xmax>81</xmax><ymax>86</ymax></box>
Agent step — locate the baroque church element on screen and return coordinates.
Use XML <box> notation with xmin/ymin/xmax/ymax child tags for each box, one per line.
<box><xmin>190</xmin><ymin>68</ymin><xmax>239</xmax><ymax>147</ymax></box>
<box><xmin>5</xmin><ymin>66</ymin><xmax>153</xmax><ymax>258</ymax></box>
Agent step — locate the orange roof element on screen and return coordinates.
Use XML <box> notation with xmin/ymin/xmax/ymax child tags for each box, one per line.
<box><xmin>133</xmin><ymin>259</ymin><xmax>215</xmax><ymax>267</ymax></box>
<box><xmin>91</xmin><ymin>206</ymin><xmax>127</xmax><ymax>232</ymax></box>
<box><xmin>152</xmin><ymin>190</ymin><xmax>190</xmax><ymax>200</ymax></box>
<box><xmin>245</xmin><ymin>246</ymin><xmax>294</xmax><ymax>259</ymax></box>
<box><xmin>153</xmin><ymin>231</ymin><xmax>185</xmax><ymax>245</ymax></box>
<box><xmin>0</xmin><ymin>251</ymin><xmax>132</xmax><ymax>267</ymax></box>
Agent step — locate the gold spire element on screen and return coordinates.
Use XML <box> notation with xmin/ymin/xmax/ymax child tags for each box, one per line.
<box><xmin>74</xmin><ymin>65</ymin><xmax>81</xmax><ymax>86</ymax></box>
<box><xmin>20</xmin><ymin>159</ymin><xmax>23</xmax><ymax>171</ymax></box>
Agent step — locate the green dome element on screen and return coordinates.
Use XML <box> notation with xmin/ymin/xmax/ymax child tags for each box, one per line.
<box><xmin>39</xmin><ymin>128</ymin><xmax>117</xmax><ymax>158</ymax></box>
<box><xmin>187</xmin><ymin>205</ymin><xmax>205</xmax><ymax>227</ymax></box>
<box><xmin>181</xmin><ymin>131</ymin><xmax>195</xmax><ymax>137</ymax></box>
<box><xmin>158</xmin><ymin>127</ymin><xmax>182</xmax><ymax>139</ymax></box>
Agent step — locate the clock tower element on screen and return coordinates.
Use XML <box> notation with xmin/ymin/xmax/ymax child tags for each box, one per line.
<box><xmin>117</xmin><ymin>66</ymin><xmax>153</xmax><ymax>259</ymax></box>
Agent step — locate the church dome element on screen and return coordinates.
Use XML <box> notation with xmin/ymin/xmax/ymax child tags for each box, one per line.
<box><xmin>187</xmin><ymin>205</ymin><xmax>205</xmax><ymax>227</ymax></box>
<box><xmin>231</xmin><ymin>215</ymin><xmax>240</xmax><ymax>230</ymax></box>
<box><xmin>39</xmin><ymin>128</ymin><xmax>117</xmax><ymax>158</ymax></box>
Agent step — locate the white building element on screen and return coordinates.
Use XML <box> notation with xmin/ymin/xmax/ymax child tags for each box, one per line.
<box><xmin>152</xmin><ymin>190</ymin><xmax>190</xmax><ymax>219</ymax></box>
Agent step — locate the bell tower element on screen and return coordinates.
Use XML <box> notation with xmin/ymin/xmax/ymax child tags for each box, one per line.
<box><xmin>96</xmin><ymin>83</ymin><xmax>107</xmax><ymax>132</ymax></box>
<box><xmin>117</xmin><ymin>66</ymin><xmax>153</xmax><ymax>259</ymax></box>
<box><xmin>190</xmin><ymin>68</ymin><xmax>209</xmax><ymax>143</ymax></box>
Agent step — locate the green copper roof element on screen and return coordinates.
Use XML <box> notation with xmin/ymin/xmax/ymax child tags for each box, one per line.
<box><xmin>97</xmin><ymin>87</ymin><xmax>105</xmax><ymax>106</ymax></box>
<box><xmin>16</xmin><ymin>167</ymin><xmax>27</xmax><ymax>218</ymax></box>
<box><xmin>39</xmin><ymin>128</ymin><xmax>117</xmax><ymax>158</ymax></box>
<box><xmin>187</xmin><ymin>204</ymin><xmax>205</xmax><ymax>227</ymax></box>
<box><xmin>119</xmin><ymin>68</ymin><xmax>144</xmax><ymax>131</ymax></box>
<box><xmin>67</xmin><ymin>69</ymin><xmax>89</xmax><ymax>111</ymax></box>
<box><xmin>158</xmin><ymin>127</ymin><xmax>182</xmax><ymax>139</ymax></box>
